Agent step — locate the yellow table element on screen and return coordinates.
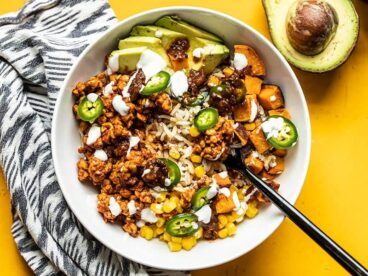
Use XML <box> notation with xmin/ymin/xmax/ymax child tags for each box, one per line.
<box><xmin>1</xmin><ymin>0</ymin><xmax>368</xmax><ymax>275</ymax></box>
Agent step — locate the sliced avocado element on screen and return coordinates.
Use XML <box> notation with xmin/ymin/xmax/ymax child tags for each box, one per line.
<box><xmin>118</xmin><ymin>36</ymin><xmax>162</xmax><ymax>50</ymax></box>
<box><xmin>117</xmin><ymin>36</ymin><xmax>170</xmax><ymax>65</ymax></box>
<box><xmin>109</xmin><ymin>46</ymin><xmax>169</xmax><ymax>73</ymax></box>
<box><xmin>263</xmin><ymin>0</ymin><xmax>359</xmax><ymax>73</ymax></box>
<box><xmin>155</xmin><ymin>15</ymin><xmax>223</xmax><ymax>43</ymax></box>
<box><xmin>130</xmin><ymin>25</ymin><xmax>186</xmax><ymax>49</ymax></box>
<box><xmin>188</xmin><ymin>38</ymin><xmax>229</xmax><ymax>74</ymax></box>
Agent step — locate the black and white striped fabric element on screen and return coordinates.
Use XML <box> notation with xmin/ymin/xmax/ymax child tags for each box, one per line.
<box><xmin>0</xmin><ymin>1</ymin><xmax>186</xmax><ymax>275</ymax></box>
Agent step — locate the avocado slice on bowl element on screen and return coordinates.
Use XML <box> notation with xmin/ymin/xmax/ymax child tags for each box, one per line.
<box><xmin>118</xmin><ymin>36</ymin><xmax>162</xmax><ymax>50</ymax></box>
<box><xmin>155</xmin><ymin>15</ymin><xmax>223</xmax><ymax>43</ymax></box>
<box><xmin>263</xmin><ymin>0</ymin><xmax>359</xmax><ymax>73</ymax></box>
<box><xmin>188</xmin><ymin>38</ymin><xmax>229</xmax><ymax>74</ymax></box>
<box><xmin>109</xmin><ymin>46</ymin><xmax>169</xmax><ymax>73</ymax></box>
<box><xmin>130</xmin><ymin>25</ymin><xmax>186</xmax><ymax>49</ymax></box>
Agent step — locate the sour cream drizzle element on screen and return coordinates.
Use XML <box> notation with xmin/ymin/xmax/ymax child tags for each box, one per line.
<box><xmin>103</xmin><ymin>81</ymin><xmax>115</xmax><ymax>96</ymax></box>
<box><xmin>170</xmin><ymin>70</ymin><xmax>188</xmax><ymax>98</ymax></box>
<box><xmin>112</xmin><ymin>95</ymin><xmax>130</xmax><ymax>116</ymax></box>
<box><xmin>109</xmin><ymin>197</ymin><xmax>121</xmax><ymax>217</ymax></box>
<box><xmin>234</xmin><ymin>53</ymin><xmax>248</xmax><ymax>70</ymax></box>
<box><xmin>94</xmin><ymin>149</ymin><xmax>108</xmax><ymax>161</ymax></box>
<box><xmin>127</xmin><ymin>136</ymin><xmax>140</xmax><ymax>155</ymax></box>
<box><xmin>195</xmin><ymin>204</ymin><xmax>212</xmax><ymax>224</ymax></box>
<box><xmin>87</xmin><ymin>93</ymin><xmax>98</xmax><ymax>103</ymax></box>
<box><xmin>107</xmin><ymin>54</ymin><xmax>119</xmax><ymax>74</ymax></box>
<box><xmin>86</xmin><ymin>125</ymin><xmax>101</xmax><ymax>145</ymax></box>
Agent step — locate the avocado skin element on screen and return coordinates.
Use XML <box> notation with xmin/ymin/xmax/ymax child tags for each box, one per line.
<box><xmin>155</xmin><ymin>15</ymin><xmax>223</xmax><ymax>43</ymax></box>
<box><xmin>262</xmin><ymin>0</ymin><xmax>359</xmax><ymax>73</ymax></box>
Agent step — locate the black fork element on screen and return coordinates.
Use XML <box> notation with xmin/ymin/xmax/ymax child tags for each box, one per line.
<box><xmin>224</xmin><ymin>151</ymin><xmax>368</xmax><ymax>275</ymax></box>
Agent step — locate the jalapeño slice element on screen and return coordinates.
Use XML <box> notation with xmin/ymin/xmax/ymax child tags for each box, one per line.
<box><xmin>141</xmin><ymin>71</ymin><xmax>170</xmax><ymax>95</ymax></box>
<box><xmin>77</xmin><ymin>96</ymin><xmax>104</xmax><ymax>123</ymax></box>
<box><xmin>189</xmin><ymin>91</ymin><xmax>209</xmax><ymax>107</ymax></box>
<box><xmin>191</xmin><ymin>186</ymin><xmax>210</xmax><ymax>211</ymax></box>
<box><xmin>262</xmin><ymin>115</ymin><xmax>298</xmax><ymax>149</ymax></box>
<box><xmin>194</xmin><ymin>107</ymin><xmax>219</xmax><ymax>132</ymax></box>
<box><xmin>159</xmin><ymin>158</ymin><xmax>181</xmax><ymax>187</ymax></box>
<box><xmin>210</xmin><ymin>84</ymin><xmax>227</xmax><ymax>95</ymax></box>
<box><xmin>165</xmin><ymin>213</ymin><xmax>199</xmax><ymax>237</ymax></box>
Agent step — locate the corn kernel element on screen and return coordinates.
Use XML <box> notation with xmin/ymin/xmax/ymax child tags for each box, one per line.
<box><xmin>150</xmin><ymin>203</ymin><xmax>163</xmax><ymax>214</ymax></box>
<box><xmin>194</xmin><ymin>227</ymin><xmax>203</xmax><ymax>239</ymax></box>
<box><xmin>176</xmin><ymin>204</ymin><xmax>183</xmax><ymax>213</ymax></box>
<box><xmin>168</xmin><ymin>241</ymin><xmax>182</xmax><ymax>252</ymax></box>
<box><xmin>207</xmin><ymin>75</ymin><xmax>221</xmax><ymax>87</ymax></box>
<box><xmin>246</xmin><ymin>201</ymin><xmax>259</xmax><ymax>218</ymax></box>
<box><xmin>163</xmin><ymin>200</ymin><xmax>176</xmax><ymax>213</ymax></box>
<box><xmin>159</xmin><ymin>234</ymin><xmax>165</xmax><ymax>241</ymax></box>
<box><xmin>171</xmin><ymin>237</ymin><xmax>182</xmax><ymax>243</ymax></box>
<box><xmin>169</xmin><ymin>148</ymin><xmax>181</xmax><ymax>160</ymax></box>
<box><xmin>140</xmin><ymin>226</ymin><xmax>154</xmax><ymax>240</ymax></box>
<box><xmin>156</xmin><ymin>192</ymin><xmax>167</xmax><ymax>203</ymax></box>
<box><xmin>194</xmin><ymin>165</ymin><xmax>205</xmax><ymax>178</ymax></box>
<box><xmin>245</xmin><ymin>123</ymin><xmax>256</xmax><ymax>131</ymax></box>
<box><xmin>155</xmin><ymin>226</ymin><xmax>165</xmax><ymax>236</ymax></box>
<box><xmin>223</xmin><ymin>67</ymin><xmax>234</xmax><ymax>77</ymax></box>
<box><xmin>237</xmin><ymin>190</ymin><xmax>244</xmax><ymax>200</ymax></box>
<box><xmin>156</xmin><ymin>217</ymin><xmax>165</xmax><ymax>228</ymax></box>
<box><xmin>163</xmin><ymin>232</ymin><xmax>171</xmax><ymax>242</ymax></box>
<box><xmin>218</xmin><ymin>215</ymin><xmax>228</xmax><ymax>229</ymax></box>
<box><xmin>170</xmin><ymin>195</ymin><xmax>180</xmax><ymax>205</ymax></box>
<box><xmin>218</xmin><ymin>228</ymin><xmax>228</xmax><ymax>239</ymax></box>
<box><xmin>226</xmin><ymin>222</ymin><xmax>237</xmax><ymax>236</ymax></box>
<box><xmin>227</xmin><ymin>212</ymin><xmax>239</xmax><ymax>223</ymax></box>
<box><xmin>189</xmin><ymin>125</ymin><xmax>201</xmax><ymax>137</ymax></box>
<box><xmin>182</xmin><ymin>236</ymin><xmax>197</xmax><ymax>250</ymax></box>
<box><xmin>190</xmin><ymin>154</ymin><xmax>202</xmax><ymax>163</ymax></box>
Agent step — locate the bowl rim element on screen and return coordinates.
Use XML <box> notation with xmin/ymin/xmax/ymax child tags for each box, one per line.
<box><xmin>51</xmin><ymin>6</ymin><xmax>311</xmax><ymax>270</ymax></box>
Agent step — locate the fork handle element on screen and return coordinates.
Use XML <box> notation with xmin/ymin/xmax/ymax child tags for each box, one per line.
<box><xmin>244</xmin><ymin>168</ymin><xmax>368</xmax><ymax>276</ymax></box>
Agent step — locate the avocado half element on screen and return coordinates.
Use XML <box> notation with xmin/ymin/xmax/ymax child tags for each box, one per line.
<box><xmin>263</xmin><ymin>0</ymin><xmax>359</xmax><ymax>73</ymax></box>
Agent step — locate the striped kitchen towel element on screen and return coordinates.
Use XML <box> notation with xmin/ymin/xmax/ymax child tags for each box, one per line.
<box><xmin>0</xmin><ymin>0</ymin><xmax>186</xmax><ymax>275</ymax></box>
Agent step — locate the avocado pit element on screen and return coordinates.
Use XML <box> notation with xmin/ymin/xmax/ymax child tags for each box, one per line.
<box><xmin>286</xmin><ymin>0</ymin><xmax>339</xmax><ymax>56</ymax></box>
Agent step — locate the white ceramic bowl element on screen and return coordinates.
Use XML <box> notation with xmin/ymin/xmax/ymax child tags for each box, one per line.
<box><xmin>52</xmin><ymin>6</ymin><xmax>311</xmax><ymax>271</ymax></box>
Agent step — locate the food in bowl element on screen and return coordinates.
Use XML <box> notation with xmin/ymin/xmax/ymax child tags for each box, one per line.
<box><xmin>72</xmin><ymin>15</ymin><xmax>299</xmax><ymax>252</ymax></box>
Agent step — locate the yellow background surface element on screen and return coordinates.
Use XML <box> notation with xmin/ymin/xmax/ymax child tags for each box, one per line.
<box><xmin>1</xmin><ymin>0</ymin><xmax>368</xmax><ymax>275</ymax></box>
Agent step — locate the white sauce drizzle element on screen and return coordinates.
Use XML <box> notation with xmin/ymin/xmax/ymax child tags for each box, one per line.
<box><xmin>127</xmin><ymin>136</ymin><xmax>140</xmax><ymax>155</ymax></box>
<box><xmin>155</xmin><ymin>30</ymin><xmax>163</xmax><ymax>38</ymax></box>
<box><xmin>127</xmin><ymin>200</ymin><xmax>137</xmax><ymax>215</ymax></box>
<box><xmin>218</xmin><ymin>171</ymin><xmax>228</xmax><ymax>179</ymax></box>
<box><xmin>109</xmin><ymin>197</ymin><xmax>121</xmax><ymax>217</ymax></box>
<box><xmin>170</xmin><ymin>71</ymin><xmax>188</xmax><ymax>98</ymax></box>
<box><xmin>141</xmin><ymin>208</ymin><xmax>158</xmax><ymax>223</ymax></box>
<box><xmin>234</xmin><ymin>53</ymin><xmax>248</xmax><ymax>70</ymax></box>
<box><xmin>107</xmin><ymin>54</ymin><xmax>119</xmax><ymax>74</ymax></box>
<box><xmin>261</xmin><ymin>117</ymin><xmax>285</xmax><ymax>139</ymax></box>
<box><xmin>122</xmin><ymin>70</ymin><xmax>139</xmax><ymax>98</ymax></box>
<box><xmin>194</xmin><ymin>205</ymin><xmax>212</xmax><ymax>224</ymax></box>
<box><xmin>103</xmin><ymin>81</ymin><xmax>115</xmax><ymax>96</ymax></box>
<box><xmin>94</xmin><ymin>149</ymin><xmax>108</xmax><ymax>161</ymax></box>
<box><xmin>206</xmin><ymin>182</ymin><xmax>218</xmax><ymax>200</ymax></box>
<box><xmin>192</xmin><ymin>47</ymin><xmax>204</xmax><ymax>59</ymax></box>
<box><xmin>142</xmin><ymin>169</ymin><xmax>151</xmax><ymax>177</ymax></box>
<box><xmin>137</xmin><ymin>49</ymin><xmax>167</xmax><ymax>81</ymax></box>
<box><xmin>112</xmin><ymin>95</ymin><xmax>130</xmax><ymax>116</ymax></box>
<box><xmin>219</xmin><ymin>187</ymin><xmax>231</xmax><ymax>197</ymax></box>
<box><xmin>249</xmin><ymin>100</ymin><xmax>258</xmax><ymax>122</ymax></box>
<box><xmin>164</xmin><ymin>178</ymin><xmax>171</xmax><ymax>187</ymax></box>
<box><xmin>86</xmin><ymin>125</ymin><xmax>101</xmax><ymax>145</ymax></box>
<box><xmin>87</xmin><ymin>93</ymin><xmax>98</xmax><ymax>103</ymax></box>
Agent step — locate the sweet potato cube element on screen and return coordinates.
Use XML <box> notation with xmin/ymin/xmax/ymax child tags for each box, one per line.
<box><xmin>234</xmin><ymin>123</ymin><xmax>248</xmax><ymax>145</ymax></box>
<box><xmin>168</xmin><ymin>53</ymin><xmax>188</xmax><ymax>71</ymax></box>
<box><xmin>233</xmin><ymin>94</ymin><xmax>258</xmax><ymax>122</ymax></box>
<box><xmin>259</xmin><ymin>170</ymin><xmax>276</xmax><ymax>181</ymax></box>
<box><xmin>249</xmin><ymin>127</ymin><xmax>271</xmax><ymax>154</ymax></box>
<box><xmin>213</xmin><ymin>173</ymin><xmax>232</xmax><ymax>187</ymax></box>
<box><xmin>272</xmin><ymin>149</ymin><xmax>287</xmax><ymax>157</ymax></box>
<box><xmin>215</xmin><ymin>194</ymin><xmax>235</xmax><ymax>214</ymax></box>
<box><xmin>268</xmin><ymin>157</ymin><xmax>285</xmax><ymax>175</ymax></box>
<box><xmin>234</xmin><ymin>45</ymin><xmax>266</xmax><ymax>77</ymax></box>
<box><xmin>268</xmin><ymin>108</ymin><xmax>291</xmax><ymax>119</ymax></box>
<box><xmin>245</xmin><ymin>75</ymin><xmax>263</xmax><ymax>95</ymax></box>
<box><xmin>223</xmin><ymin>67</ymin><xmax>234</xmax><ymax>77</ymax></box>
<box><xmin>258</xmin><ymin>85</ymin><xmax>284</xmax><ymax>110</ymax></box>
<box><xmin>245</xmin><ymin>153</ymin><xmax>264</xmax><ymax>174</ymax></box>
<box><xmin>207</xmin><ymin>75</ymin><xmax>221</xmax><ymax>87</ymax></box>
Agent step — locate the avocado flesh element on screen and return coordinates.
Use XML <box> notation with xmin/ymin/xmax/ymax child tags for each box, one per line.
<box><xmin>263</xmin><ymin>0</ymin><xmax>359</xmax><ymax>72</ymax></box>
<box><xmin>109</xmin><ymin>46</ymin><xmax>168</xmax><ymax>73</ymax></box>
<box><xmin>155</xmin><ymin>15</ymin><xmax>223</xmax><ymax>43</ymax></box>
<box><xmin>188</xmin><ymin>38</ymin><xmax>229</xmax><ymax>74</ymax></box>
<box><xmin>130</xmin><ymin>25</ymin><xmax>186</xmax><ymax>49</ymax></box>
